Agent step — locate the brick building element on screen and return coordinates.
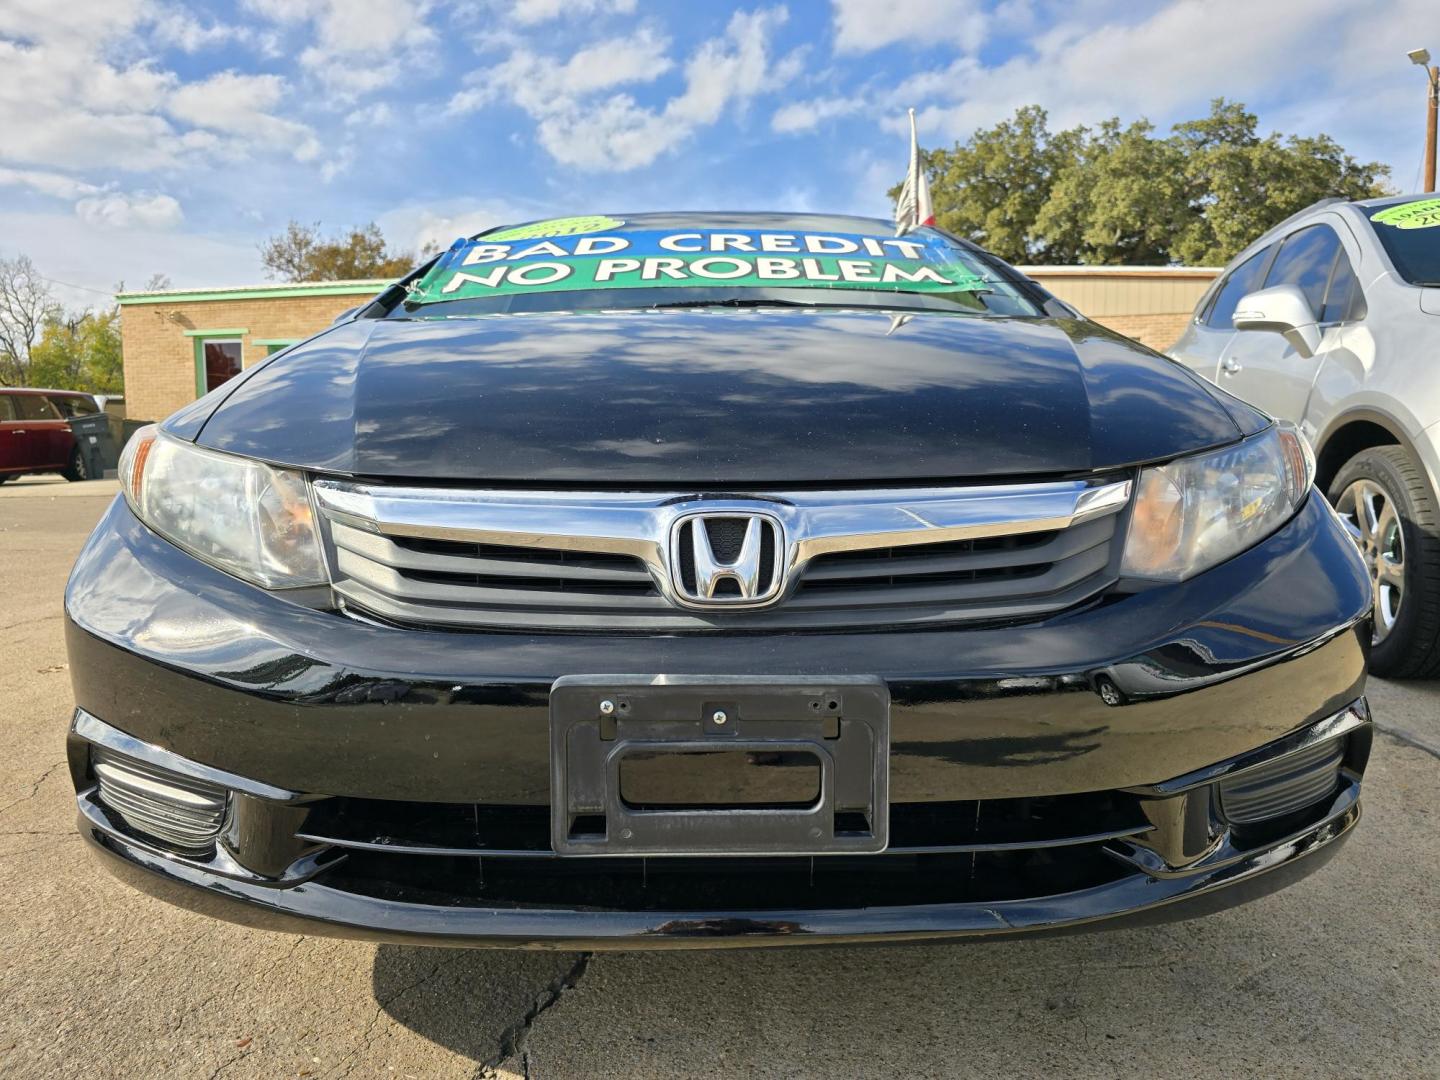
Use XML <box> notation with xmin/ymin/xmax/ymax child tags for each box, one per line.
<box><xmin>1019</xmin><ymin>266</ymin><xmax>1221</xmax><ymax>351</ymax></box>
<box><xmin>116</xmin><ymin>280</ymin><xmax>389</xmax><ymax>423</ymax></box>
<box><xmin>116</xmin><ymin>268</ymin><xmax>1219</xmax><ymax>424</ymax></box>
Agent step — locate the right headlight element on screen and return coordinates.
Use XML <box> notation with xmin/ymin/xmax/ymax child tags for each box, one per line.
<box><xmin>1121</xmin><ymin>422</ymin><xmax>1315</xmax><ymax>581</ymax></box>
<box><xmin>117</xmin><ymin>425</ymin><xmax>326</xmax><ymax>589</ymax></box>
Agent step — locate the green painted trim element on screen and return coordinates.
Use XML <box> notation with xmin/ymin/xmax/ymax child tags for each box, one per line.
<box><xmin>118</xmin><ymin>281</ymin><xmax>391</xmax><ymax>306</ymax></box>
<box><xmin>191</xmin><ymin>334</ymin><xmax>244</xmax><ymax>399</ymax></box>
<box><xmin>191</xmin><ymin>338</ymin><xmax>206</xmax><ymax>398</ymax></box>
<box><xmin>251</xmin><ymin>338</ymin><xmax>300</xmax><ymax>346</ymax></box>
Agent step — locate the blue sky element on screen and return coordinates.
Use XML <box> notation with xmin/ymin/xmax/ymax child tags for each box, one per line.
<box><xmin>0</xmin><ymin>0</ymin><xmax>1433</xmax><ymax>305</ymax></box>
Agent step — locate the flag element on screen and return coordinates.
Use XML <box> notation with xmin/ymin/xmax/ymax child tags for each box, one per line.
<box><xmin>894</xmin><ymin>107</ymin><xmax>934</xmax><ymax>236</ymax></box>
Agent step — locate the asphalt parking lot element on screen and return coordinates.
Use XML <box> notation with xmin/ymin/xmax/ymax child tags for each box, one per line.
<box><xmin>2</xmin><ymin>479</ymin><xmax>1437</xmax><ymax>1079</ymax></box>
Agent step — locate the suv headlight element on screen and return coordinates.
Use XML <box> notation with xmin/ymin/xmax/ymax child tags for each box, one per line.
<box><xmin>1121</xmin><ymin>422</ymin><xmax>1315</xmax><ymax>581</ymax></box>
<box><xmin>117</xmin><ymin>426</ymin><xmax>326</xmax><ymax>588</ymax></box>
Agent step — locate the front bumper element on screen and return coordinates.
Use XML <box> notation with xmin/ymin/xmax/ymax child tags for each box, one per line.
<box><xmin>65</xmin><ymin>492</ymin><xmax>1375</xmax><ymax>947</ymax></box>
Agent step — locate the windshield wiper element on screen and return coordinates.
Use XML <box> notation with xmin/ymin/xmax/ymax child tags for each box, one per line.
<box><xmin>644</xmin><ymin>297</ymin><xmax>822</xmax><ymax>310</ymax></box>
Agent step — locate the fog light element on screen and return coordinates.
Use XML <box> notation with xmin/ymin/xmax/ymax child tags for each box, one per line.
<box><xmin>1218</xmin><ymin>738</ymin><xmax>1344</xmax><ymax>825</ymax></box>
<box><xmin>92</xmin><ymin>748</ymin><xmax>228</xmax><ymax>854</ymax></box>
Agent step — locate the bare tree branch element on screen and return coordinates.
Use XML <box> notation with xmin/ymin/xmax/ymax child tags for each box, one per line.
<box><xmin>0</xmin><ymin>255</ymin><xmax>59</xmax><ymax>387</ymax></box>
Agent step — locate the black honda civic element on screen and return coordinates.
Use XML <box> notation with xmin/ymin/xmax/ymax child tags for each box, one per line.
<box><xmin>65</xmin><ymin>213</ymin><xmax>1373</xmax><ymax>949</ymax></box>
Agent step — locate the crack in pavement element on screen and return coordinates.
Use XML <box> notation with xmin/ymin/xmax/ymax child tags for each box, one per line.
<box><xmin>0</xmin><ymin>613</ymin><xmax>63</xmax><ymax>634</ymax></box>
<box><xmin>0</xmin><ymin>760</ymin><xmax>68</xmax><ymax>817</ymax></box>
<box><xmin>206</xmin><ymin>1045</ymin><xmax>251</xmax><ymax>1080</ymax></box>
<box><xmin>170</xmin><ymin>936</ymin><xmax>310</xmax><ymax>1036</ymax></box>
<box><xmin>478</xmin><ymin>953</ymin><xmax>592</xmax><ymax>1080</ymax></box>
<box><xmin>1375</xmin><ymin>723</ymin><xmax>1440</xmax><ymax>762</ymax></box>
<box><xmin>0</xmin><ymin>835</ymin><xmax>79</xmax><ymax>860</ymax></box>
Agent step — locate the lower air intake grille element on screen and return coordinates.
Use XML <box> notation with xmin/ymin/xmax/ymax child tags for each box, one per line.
<box><xmin>93</xmin><ymin>749</ymin><xmax>228</xmax><ymax>854</ymax></box>
<box><xmin>1218</xmin><ymin>738</ymin><xmax>1344</xmax><ymax>825</ymax></box>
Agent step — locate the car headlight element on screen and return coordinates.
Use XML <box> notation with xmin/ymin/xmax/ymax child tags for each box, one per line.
<box><xmin>117</xmin><ymin>426</ymin><xmax>326</xmax><ymax>589</ymax></box>
<box><xmin>1121</xmin><ymin>422</ymin><xmax>1315</xmax><ymax>581</ymax></box>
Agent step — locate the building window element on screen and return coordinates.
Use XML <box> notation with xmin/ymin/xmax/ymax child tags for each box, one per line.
<box><xmin>185</xmin><ymin>330</ymin><xmax>248</xmax><ymax>397</ymax></box>
<box><xmin>202</xmin><ymin>339</ymin><xmax>244</xmax><ymax>392</ymax></box>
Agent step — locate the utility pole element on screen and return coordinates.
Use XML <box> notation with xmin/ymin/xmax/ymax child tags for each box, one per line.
<box><xmin>1409</xmin><ymin>48</ymin><xmax>1439</xmax><ymax>192</ymax></box>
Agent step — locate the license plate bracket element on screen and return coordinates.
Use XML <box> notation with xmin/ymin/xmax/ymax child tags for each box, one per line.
<box><xmin>550</xmin><ymin>676</ymin><xmax>889</xmax><ymax>856</ymax></box>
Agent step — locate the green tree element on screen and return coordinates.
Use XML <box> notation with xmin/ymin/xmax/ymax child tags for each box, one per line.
<box><xmin>29</xmin><ymin>308</ymin><xmax>124</xmax><ymax>394</ymax></box>
<box><xmin>1169</xmin><ymin>100</ymin><xmax>1391</xmax><ymax>264</ymax></box>
<box><xmin>900</xmin><ymin>105</ymin><xmax>1085</xmax><ymax>263</ymax></box>
<box><xmin>900</xmin><ymin>99</ymin><xmax>1391</xmax><ymax>266</ymax></box>
<box><xmin>259</xmin><ymin>221</ymin><xmax>417</xmax><ymax>282</ymax></box>
<box><xmin>1035</xmin><ymin>119</ymin><xmax>1192</xmax><ymax>264</ymax></box>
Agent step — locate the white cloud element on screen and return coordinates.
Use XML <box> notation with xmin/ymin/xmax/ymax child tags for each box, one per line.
<box><xmin>0</xmin><ymin>3</ymin><xmax>324</xmax><ymax>185</ymax></box>
<box><xmin>889</xmin><ymin>0</ymin><xmax>1431</xmax><ymax>152</ymax></box>
<box><xmin>146</xmin><ymin>7</ymin><xmax>279</xmax><ymax>54</ymax></box>
<box><xmin>0</xmin><ymin>38</ymin><xmax>186</xmax><ymax>171</ymax></box>
<box><xmin>244</xmin><ymin>0</ymin><xmax>432</xmax><ymax>51</ymax></box>
<box><xmin>75</xmin><ymin>192</ymin><xmax>184</xmax><ymax>230</ymax></box>
<box><xmin>166</xmin><ymin>71</ymin><xmax>322</xmax><ymax>162</ymax></box>
<box><xmin>0</xmin><ymin>166</ymin><xmax>185</xmax><ymax>234</ymax></box>
<box><xmin>669</xmin><ymin>8</ymin><xmax>800</xmax><ymax>126</ymax></box>
<box><xmin>244</xmin><ymin>0</ymin><xmax>437</xmax><ymax>98</ymax></box>
<box><xmin>447</xmin><ymin>27</ymin><xmax>672</xmax><ymax>115</ymax></box>
<box><xmin>451</xmin><ymin>8</ymin><xmax>799</xmax><ymax>171</ymax></box>
<box><xmin>772</xmin><ymin>96</ymin><xmax>864</xmax><ymax>133</ymax></box>
<box><xmin>505</xmin><ymin>0</ymin><xmax>637</xmax><ymax>25</ymax></box>
<box><xmin>0</xmin><ymin>0</ymin><xmax>143</xmax><ymax>48</ymax></box>
<box><xmin>380</xmin><ymin>200</ymin><xmax>529</xmax><ymax>254</ymax></box>
<box><xmin>830</xmin><ymin>0</ymin><xmax>988</xmax><ymax>54</ymax></box>
<box><xmin>0</xmin><ymin>167</ymin><xmax>101</xmax><ymax>200</ymax></box>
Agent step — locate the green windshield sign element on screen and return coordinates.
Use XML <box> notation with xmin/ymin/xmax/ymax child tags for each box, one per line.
<box><xmin>406</xmin><ymin>223</ymin><xmax>991</xmax><ymax>305</ymax></box>
<box><xmin>1371</xmin><ymin>199</ymin><xmax>1440</xmax><ymax>230</ymax></box>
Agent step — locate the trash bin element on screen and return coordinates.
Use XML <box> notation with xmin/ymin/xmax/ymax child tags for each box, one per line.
<box><xmin>67</xmin><ymin>413</ymin><xmax>113</xmax><ymax>480</ymax></box>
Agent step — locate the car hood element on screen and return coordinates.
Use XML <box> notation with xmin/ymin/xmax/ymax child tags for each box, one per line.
<box><xmin>191</xmin><ymin>309</ymin><xmax>1250</xmax><ymax>485</ymax></box>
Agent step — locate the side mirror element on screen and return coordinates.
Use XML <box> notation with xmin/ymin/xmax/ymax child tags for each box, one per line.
<box><xmin>1233</xmin><ymin>285</ymin><xmax>1321</xmax><ymax>358</ymax></box>
<box><xmin>332</xmin><ymin>305</ymin><xmax>360</xmax><ymax>325</ymax></box>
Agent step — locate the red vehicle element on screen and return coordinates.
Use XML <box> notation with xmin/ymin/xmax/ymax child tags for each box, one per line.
<box><xmin>0</xmin><ymin>388</ymin><xmax>99</xmax><ymax>483</ymax></box>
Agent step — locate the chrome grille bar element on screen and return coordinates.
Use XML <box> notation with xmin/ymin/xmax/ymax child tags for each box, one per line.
<box><xmin>312</xmin><ymin>477</ymin><xmax>1131</xmax><ymax>631</ymax></box>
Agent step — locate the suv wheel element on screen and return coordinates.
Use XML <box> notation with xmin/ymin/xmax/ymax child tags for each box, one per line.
<box><xmin>61</xmin><ymin>446</ymin><xmax>88</xmax><ymax>482</ymax></box>
<box><xmin>1329</xmin><ymin>446</ymin><xmax>1440</xmax><ymax>678</ymax></box>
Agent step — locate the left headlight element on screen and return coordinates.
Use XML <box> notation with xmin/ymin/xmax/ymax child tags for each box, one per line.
<box><xmin>118</xmin><ymin>426</ymin><xmax>326</xmax><ymax>589</ymax></box>
<box><xmin>1121</xmin><ymin>422</ymin><xmax>1315</xmax><ymax>581</ymax></box>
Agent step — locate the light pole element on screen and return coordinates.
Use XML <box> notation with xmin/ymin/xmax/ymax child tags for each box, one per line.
<box><xmin>1409</xmin><ymin>48</ymin><xmax>1439</xmax><ymax>192</ymax></box>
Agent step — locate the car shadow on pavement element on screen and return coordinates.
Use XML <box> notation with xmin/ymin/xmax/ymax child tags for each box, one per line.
<box><xmin>372</xmin><ymin>943</ymin><xmax>587</xmax><ymax>1070</ymax></box>
<box><xmin>371</xmin><ymin>801</ymin><xmax>1437</xmax><ymax>1080</ymax></box>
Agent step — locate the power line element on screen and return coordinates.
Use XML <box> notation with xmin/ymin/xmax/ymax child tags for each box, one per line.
<box><xmin>36</xmin><ymin>274</ymin><xmax>114</xmax><ymax>298</ymax></box>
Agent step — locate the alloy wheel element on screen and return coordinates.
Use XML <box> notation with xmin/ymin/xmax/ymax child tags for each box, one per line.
<box><xmin>1336</xmin><ymin>478</ymin><xmax>1405</xmax><ymax>642</ymax></box>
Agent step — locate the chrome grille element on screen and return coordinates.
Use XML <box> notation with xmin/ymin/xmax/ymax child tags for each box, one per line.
<box><xmin>93</xmin><ymin>749</ymin><xmax>228</xmax><ymax>854</ymax></box>
<box><xmin>1218</xmin><ymin>738</ymin><xmax>1344</xmax><ymax>825</ymax></box>
<box><xmin>313</xmin><ymin>477</ymin><xmax>1130</xmax><ymax>632</ymax></box>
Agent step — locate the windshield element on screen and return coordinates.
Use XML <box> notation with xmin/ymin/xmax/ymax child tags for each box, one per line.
<box><xmin>1367</xmin><ymin>198</ymin><xmax>1440</xmax><ymax>286</ymax></box>
<box><xmin>392</xmin><ymin>215</ymin><xmax>1045</xmax><ymax>318</ymax></box>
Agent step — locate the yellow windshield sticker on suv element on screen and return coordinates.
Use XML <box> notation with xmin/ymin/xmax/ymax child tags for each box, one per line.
<box><xmin>1371</xmin><ymin>199</ymin><xmax>1440</xmax><ymax>230</ymax></box>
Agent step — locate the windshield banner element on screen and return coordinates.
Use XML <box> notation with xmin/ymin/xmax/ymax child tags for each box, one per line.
<box><xmin>405</xmin><ymin>222</ymin><xmax>991</xmax><ymax>305</ymax></box>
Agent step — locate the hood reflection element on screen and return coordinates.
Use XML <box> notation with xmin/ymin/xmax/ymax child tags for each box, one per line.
<box><xmin>196</xmin><ymin>308</ymin><xmax>1243</xmax><ymax>485</ymax></box>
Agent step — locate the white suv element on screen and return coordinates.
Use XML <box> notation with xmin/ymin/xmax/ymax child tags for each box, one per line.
<box><xmin>1171</xmin><ymin>194</ymin><xmax>1440</xmax><ymax>677</ymax></box>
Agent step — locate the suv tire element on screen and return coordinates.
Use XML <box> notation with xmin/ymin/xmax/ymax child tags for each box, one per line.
<box><xmin>61</xmin><ymin>446</ymin><xmax>87</xmax><ymax>482</ymax></box>
<box><xmin>1329</xmin><ymin>446</ymin><xmax>1440</xmax><ymax>678</ymax></box>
